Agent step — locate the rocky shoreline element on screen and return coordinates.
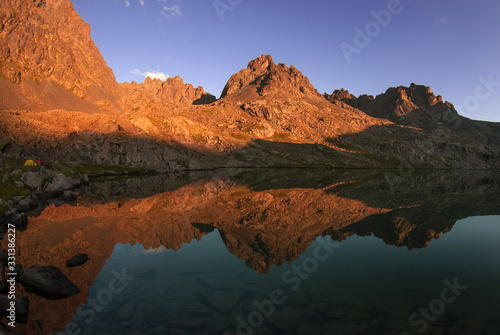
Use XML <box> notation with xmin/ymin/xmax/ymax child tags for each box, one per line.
<box><xmin>0</xmin><ymin>164</ymin><xmax>155</xmax><ymax>334</ymax></box>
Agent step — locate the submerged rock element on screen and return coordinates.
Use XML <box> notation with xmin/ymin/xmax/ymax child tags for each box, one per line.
<box><xmin>65</xmin><ymin>253</ymin><xmax>89</xmax><ymax>268</ymax></box>
<box><xmin>19</xmin><ymin>266</ymin><xmax>80</xmax><ymax>298</ymax></box>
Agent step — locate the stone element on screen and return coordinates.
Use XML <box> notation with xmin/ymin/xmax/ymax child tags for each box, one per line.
<box><xmin>62</xmin><ymin>190</ymin><xmax>78</xmax><ymax>201</ymax></box>
<box><xmin>13</xmin><ymin>181</ymin><xmax>24</xmax><ymax>188</ymax></box>
<box><xmin>80</xmin><ymin>174</ymin><xmax>90</xmax><ymax>185</ymax></box>
<box><xmin>9</xmin><ymin>213</ymin><xmax>27</xmax><ymax>226</ymax></box>
<box><xmin>10</xmin><ymin>170</ymin><xmax>22</xmax><ymax>176</ymax></box>
<box><xmin>204</xmin><ymin>290</ymin><xmax>245</xmax><ymax>314</ymax></box>
<box><xmin>117</xmin><ymin>303</ymin><xmax>135</xmax><ymax>320</ymax></box>
<box><xmin>19</xmin><ymin>266</ymin><xmax>81</xmax><ymax>298</ymax></box>
<box><xmin>0</xmin><ymin>294</ymin><xmax>29</xmax><ymax>316</ymax></box>
<box><xmin>21</xmin><ymin>171</ymin><xmax>43</xmax><ymax>192</ymax></box>
<box><xmin>16</xmin><ymin>196</ymin><xmax>31</xmax><ymax>211</ymax></box>
<box><xmin>167</xmin><ymin>318</ymin><xmax>203</xmax><ymax>329</ymax></box>
<box><xmin>66</xmin><ymin>253</ymin><xmax>89</xmax><ymax>267</ymax></box>
<box><xmin>2</xmin><ymin>173</ymin><xmax>8</xmax><ymax>182</ymax></box>
<box><xmin>43</xmin><ymin>173</ymin><xmax>73</xmax><ymax>194</ymax></box>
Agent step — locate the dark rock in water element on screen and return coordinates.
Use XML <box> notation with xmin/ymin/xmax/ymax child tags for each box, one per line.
<box><xmin>43</xmin><ymin>173</ymin><xmax>74</xmax><ymax>195</ymax></box>
<box><xmin>66</xmin><ymin>253</ymin><xmax>89</xmax><ymax>268</ymax></box>
<box><xmin>15</xmin><ymin>197</ymin><xmax>31</xmax><ymax>211</ymax></box>
<box><xmin>19</xmin><ymin>266</ymin><xmax>80</xmax><ymax>299</ymax></box>
<box><xmin>0</xmin><ymin>294</ymin><xmax>29</xmax><ymax>316</ymax></box>
<box><xmin>117</xmin><ymin>302</ymin><xmax>135</xmax><ymax>320</ymax></box>
<box><xmin>62</xmin><ymin>190</ymin><xmax>77</xmax><ymax>201</ymax></box>
<box><xmin>9</xmin><ymin>213</ymin><xmax>27</xmax><ymax>227</ymax></box>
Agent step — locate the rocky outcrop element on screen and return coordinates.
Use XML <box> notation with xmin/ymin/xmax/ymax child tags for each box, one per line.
<box><xmin>326</xmin><ymin>84</ymin><xmax>464</xmax><ymax>128</ymax></box>
<box><xmin>0</xmin><ymin>0</ymin><xmax>118</xmax><ymax>100</ymax></box>
<box><xmin>120</xmin><ymin>76</ymin><xmax>216</xmax><ymax>110</ymax></box>
<box><xmin>220</xmin><ymin>54</ymin><xmax>321</xmax><ymax>102</ymax></box>
<box><xmin>324</xmin><ymin>88</ymin><xmax>374</xmax><ymax>111</ymax></box>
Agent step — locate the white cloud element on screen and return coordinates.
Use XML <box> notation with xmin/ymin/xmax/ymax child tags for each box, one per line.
<box><xmin>139</xmin><ymin>0</ymin><xmax>145</xmax><ymax>5</ymax></box>
<box><xmin>131</xmin><ymin>69</ymin><xmax>169</xmax><ymax>82</ymax></box>
<box><xmin>125</xmin><ymin>1</ymin><xmax>130</xmax><ymax>6</ymax></box>
<box><xmin>161</xmin><ymin>5</ymin><xmax>182</xmax><ymax>16</ymax></box>
<box><xmin>440</xmin><ymin>18</ymin><xmax>449</xmax><ymax>23</ymax></box>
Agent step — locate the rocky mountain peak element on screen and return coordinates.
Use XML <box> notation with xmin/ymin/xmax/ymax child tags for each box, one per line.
<box><xmin>326</xmin><ymin>83</ymin><xmax>461</xmax><ymax>128</ymax></box>
<box><xmin>119</xmin><ymin>75</ymin><xmax>216</xmax><ymax>109</ymax></box>
<box><xmin>0</xmin><ymin>0</ymin><xmax>118</xmax><ymax>99</ymax></box>
<box><xmin>220</xmin><ymin>54</ymin><xmax>320</xmax><ymax>101</ymax></box>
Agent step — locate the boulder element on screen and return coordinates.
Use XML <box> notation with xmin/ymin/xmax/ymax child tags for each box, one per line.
<box><xmin>10</xmin><ymin>170</ymin><xmax>22</xmax><ymax>176</ymax></box>
<box><xmin>43</xmin><ymin>173</ymin><xmax>73</xmax><ymax>195</ymax></box>
<box><xmin>9</xmin><ymin>213</ymin><xmax>27</xmax><ymax>227</ymax></box>
<box><xmin>65</xmin><ymin>254</ymin><xmax>89</xmax><ymax>268</ymax></box>
<box><xmin>79</xmin><ymin>174</ymin><xmax>90</xmax><ymax>185</ymax></box>
<box><xmin>21</xmin><ymin>172</ymin><xmax>43</xmax><ymax>192</ymax></box>
<box><xmin>13</xmin><ymin>181</ymin><xmax>24</xmax><ymax>188</ymax></box>
<box><xmin>62</xmin><ymin>191</ymin><xmax>77</xmax><ymax>201</ymax></box>
<box><xmin>15</xmin><ymin>197</ymin><xmax>31</xmax><ymax>211</ymax></box>
<box><xmin>117</xmin><ymin>302</ymin><xmax>135</xmax><ymax>320</ymax></box>
<box><xmin>0</xmin><ymin>294</ymin><xmax>29</xmax><ymax>316</ymax></box>
<box><xmin>19</xmin><ymin>266</ymin><xmax>80</xmax><ymax>299</ymax></box>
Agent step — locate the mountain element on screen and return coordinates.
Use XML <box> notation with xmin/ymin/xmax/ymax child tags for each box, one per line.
<box><xmin>220</xmin><ymin>54</ymin><xmax>321</xmax><ymax>102</ymax></box>
<box><xmin>324</xmin><ymin>83</ymin><xmax>463</xmax><ymax>128</ymax></box>
<box><xmin>0</xmin><ymin>0</ymin><xmax>119</xmax><ymax>111</ymax></box>
<box><xmin>0</xmin><ymin>0</ymin><xmax>499</xmax><ymax>171</ymax></box>
<box><xmin>0</xmin><ymin>0</ymin><xmax>215</xmax><ymax>113</ymax></box>
<box><xmin>120</xmin><ymin>75</ymin><xmax>216</xmax><ymax>110</ymax></box>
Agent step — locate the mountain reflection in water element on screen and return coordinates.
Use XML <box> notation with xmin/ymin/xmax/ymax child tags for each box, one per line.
<box><xmin>2</xmin><ymin>169</ymin><xmax>500</xmax><ymax>335</ymax></box>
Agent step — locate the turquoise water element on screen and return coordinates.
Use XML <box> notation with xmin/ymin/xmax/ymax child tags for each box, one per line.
<box><xmin>58</xmin><ymin>215</ymin><xmax>500</xmax><ymax>335</ymax></box>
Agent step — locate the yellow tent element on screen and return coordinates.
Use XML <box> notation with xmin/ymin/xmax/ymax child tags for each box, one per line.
<box><xmin>24</xmin><ymin>159</ymin><xmax>37</xmax><ymax>166</ymax></box>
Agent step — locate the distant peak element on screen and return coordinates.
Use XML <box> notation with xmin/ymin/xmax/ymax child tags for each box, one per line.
<box><xmin>220</xmin><ymin>54</ymin><xmax>319</xmax><ymax>101</ymax></box>
<box><xmin>247</xmin><ymin>54</ymin><xmax>275</xmax><ymax>71</ymax></box>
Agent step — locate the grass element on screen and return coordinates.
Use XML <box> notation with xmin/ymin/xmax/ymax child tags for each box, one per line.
<box><xmin>0</xmin><ymin>181</ymin><xmax>31</xmax><ymax>202</ymax></box>
<box><xmin>0</xmin><ymin>154</ymin><xmax>155</xmax><ymax>203</ymax></box>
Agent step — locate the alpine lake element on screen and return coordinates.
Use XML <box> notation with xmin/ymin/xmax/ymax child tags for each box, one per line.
<box><xmin>3</xmin><ymin>168</ymin><xmax>500</xmax><ymax>335</ymax></box>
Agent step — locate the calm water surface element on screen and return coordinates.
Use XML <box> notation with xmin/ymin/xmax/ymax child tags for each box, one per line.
<box><xmin>4</xmin><ymin>169</ymin><xmax>500</xmax><ymax>335</ymax></box>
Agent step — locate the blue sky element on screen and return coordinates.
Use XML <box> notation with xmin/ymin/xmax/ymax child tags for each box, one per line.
<box><xmin>72</xmin><ymin>0</ymin><xmax>500</xmax><ymax>122</ymax></box>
